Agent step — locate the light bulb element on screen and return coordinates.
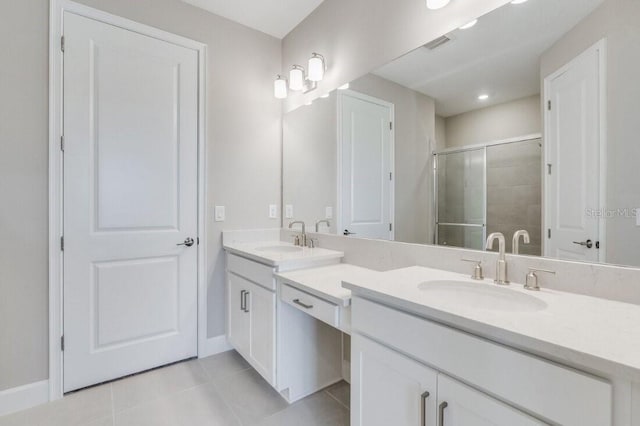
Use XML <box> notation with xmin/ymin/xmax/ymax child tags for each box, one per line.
<box><xmin>426</xmin><ymin>0</ymin><xmax>450</xmax><ymax>10</ymax></box>
<box><xmin>289</xmin><ymin>65</ymin><xmax>305</xmax><ymax>91</ymax></box>
<box><xmin>308</xmin><ymin>53</ymin><xmax>325</xmax><ymax>82</ymax></box>
<box><xmin>274</xmin><ymin>75</ymin><xmax>287</xmax><ymax>99</ymax></box>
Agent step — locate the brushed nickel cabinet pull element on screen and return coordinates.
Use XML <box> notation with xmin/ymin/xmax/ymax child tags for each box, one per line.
<box><xmin>240</xmin><ymin>290</ymin><xmax>246</xmax><ymax>311</ymax></box>
<box><xmin>293</xmin><ymin>298</ymin><xmax>313</xmax><ymax>309</ymax></box>
<box><xmin>438</xmin><ymin>401</ymin><xmax>448</xmax><ymax>426</ymax></box>
<box><xmin>243</xmin><ymin>291</ymin><xmax>250</xmax><ymax>313</ymax></box>
<box><xmin>421</xmin><ymin>391</ymin><xmax>430</xmax><ymax>426</ymax></box>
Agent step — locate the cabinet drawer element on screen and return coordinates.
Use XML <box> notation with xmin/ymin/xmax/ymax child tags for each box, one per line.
<box><xmin>352</xmin><ymin>297</ymin><xmax>612</xmax><ymax>426</ymax></box>
<box><xmin>281</xmin><ymin>284</ymin><xmax>339</xmax><ymax>327</ymax></box>
<box><xmin>227</xmin><ymin>253</ymin><xmax>275</xmax><ymax>290</ymax></box>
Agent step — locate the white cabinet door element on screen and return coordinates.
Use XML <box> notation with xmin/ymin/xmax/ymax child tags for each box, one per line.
<box><xmin>437</xmin><ymin>375</ymin><xmax>544</xmax><ymax>426</ymax></box>
<box><xmin>246</xmin><ymin>281</ymin><xmax>276</xmax><ymax>384</ymax></box>
<box><xmin>227</xmin><ymin>274</ymin><xmax>250</xmax><ymax>358</ymax></box>
<box><xmin>352</xmin><ymin>335</ymin><xmax>438</xmax><ymax>426</ymax></box>
<box><xmin>63</xmin><ymin>12</ymin><xmax>199</xmax><ymax>392</ymax></box>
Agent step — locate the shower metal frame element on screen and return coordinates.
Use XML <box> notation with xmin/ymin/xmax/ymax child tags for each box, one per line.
<box><xmin>432</xmin><ymin>133</ymin><xmax>542</xmax><ymax>249</ymax></box>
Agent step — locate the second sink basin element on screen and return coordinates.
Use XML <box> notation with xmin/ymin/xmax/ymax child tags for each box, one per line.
<box><xmin>254</xmin><ymin>245</ymin><xmax>304</xmax><ymax>253</ymax></box>
<box><xmin>417</xmin><ymin>280</ymin><xmax>547</xmax><ymax>313</ymax></box>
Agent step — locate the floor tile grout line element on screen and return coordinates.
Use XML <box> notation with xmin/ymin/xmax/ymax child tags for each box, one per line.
<box><xmin>324</xmin><ymin>389</ymin><xmax>350</xmax><ymax>411</ymax></box>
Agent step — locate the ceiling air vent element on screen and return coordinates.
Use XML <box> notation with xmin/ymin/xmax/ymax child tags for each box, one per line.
<box><xmin>423</xmin><ymin>35</ymin><xmax>452</xmax><ymax>50</ymax></box>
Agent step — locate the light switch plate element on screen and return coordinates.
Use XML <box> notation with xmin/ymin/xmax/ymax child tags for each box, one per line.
<box><xmin>285</xmin><ymin>205</ymin><xmax>294</xmax><ymax>219</ymax></box>
<box><xmin>214</xmin><ymin>206</ymin><xmax>225</xmax><ymax>222</ymax></box>
<box><xmin>269</xmin><ymin>204</ymin><xmax>278</xmax><ymax>219</ymax></box>
<box><xmin>325</xmin><ymin>207</ymin><xmax>333</xmax><ymax>219</ymax></box>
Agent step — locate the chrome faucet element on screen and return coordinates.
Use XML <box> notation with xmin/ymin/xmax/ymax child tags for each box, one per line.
<box><xmin>289</xmin><ymin>221</ymin><xmax>307</xmax><ymax>247</ymax></box>
<box><xmin>315</xmin><ymin>219</ymin><xmax>331</xmax><ymax>233</ymax></box>
<box><xmin>512</xmin><ymin>230</ymin><xmax>530</xmax><ymax>255</ymax></box>
<box><xmin>485</xmin><ymin>232</ymin><xmax>509</xmax><ymax>285</ymax></box>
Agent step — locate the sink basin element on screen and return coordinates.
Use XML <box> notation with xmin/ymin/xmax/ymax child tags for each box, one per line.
<box><xmin>417</xmin><ymin>280</ymin><xmax>547</xmax><ymax>312</ymax></box>
<box><xmin>254</xmin><ymin>245</ymin><xmax>303</xmax><ymax>253</ymax></box>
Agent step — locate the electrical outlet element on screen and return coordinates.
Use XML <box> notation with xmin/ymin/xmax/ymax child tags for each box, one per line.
<box><xmin>214</xmin><ymin>206</ymin><xmax>225</xmax><ymax>222</ymax></box>
<box><xmin>285</xmin><ymin>205</ymin><xmax>294</xmax><ymax>219</ymax></box>
<box><xmin>325</xmin><ymin>207</ymin><xmax>333</xmax><ymax>219</ymax></box>
<box><xmin>269</xmin><ymin>204</ymin><xmax>278</xmax><ymax>219</ymax></box>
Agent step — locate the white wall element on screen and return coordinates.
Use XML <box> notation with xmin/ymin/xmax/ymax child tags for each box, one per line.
<box><xmin>0</xmin><ymin>0</ymin><xmax>282</xmax><ymax>392</ymax></box>
<box><xmin>443</xmin><ymin>95</ymin><xmax>542</xmax><ymax>148</ymax></box>
<box><xmin>281</xmin><ymin>0</ymin><xmax>512</xmax><ymax>111</ymax></box>
<box><xmin>0</xmin><ymin>0</ymin><xmax>50</xmax><ymax>393</ymax></box>
<box><xmin>540</xmin><ymin>0</ymin><xmax>640</xmax><ymax>266</ymax></box>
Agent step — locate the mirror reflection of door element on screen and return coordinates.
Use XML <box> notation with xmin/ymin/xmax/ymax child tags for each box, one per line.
<box><xmin>544</xmin><ymin>41</ymin><xmax>604</xmax><ymax>263</ymax></box>
<box><xmin>338</xmin><ymin>91</ymin><xmax>394</xmax><ymax>240</ymax></box>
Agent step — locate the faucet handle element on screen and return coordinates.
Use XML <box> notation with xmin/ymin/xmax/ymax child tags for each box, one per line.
<box><xmin>292</xmin><ymin>235</ymin><xmax>301</xmax><ymax>246</ymax></box>
<box><xmin>461</xmin><ymin>259</ymin><xmax>484</xmax><ymax>280</ymax></box>
<box><xmin>524</xmin><ymin>268</ymin><xmax>555</xmax><ymax>291</ymax></box>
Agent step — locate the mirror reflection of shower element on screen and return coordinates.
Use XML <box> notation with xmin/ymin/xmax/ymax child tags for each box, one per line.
<box><xmin>434</xmin><ymin>136</ymin><xmax>542</xmax><ymax>255</ymax></box>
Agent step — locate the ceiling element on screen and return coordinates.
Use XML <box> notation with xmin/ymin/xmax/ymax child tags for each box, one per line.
<box><xmin>373</xmin><ymin>0</ymin><xmax>606</xmax><ymax>117</ymax></box>
<box><xmin>181</xmin><ymin>0</ymin><xmax>325</xmax><ymax>39</ymax></box>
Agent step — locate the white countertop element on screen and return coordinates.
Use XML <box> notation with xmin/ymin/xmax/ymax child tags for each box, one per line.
<box><xmin>343</xmin><ymin>266</ymin><xmax>640</xmax><ymax>381</ymax></box>
<box><xmin>223</xmin><ymin>240</ymin><xmax>344</xmax><ymax>269</ymax></box>
<box><xmin>276</xmin><ymin>264</ymin><xmax>379</xmax><ymax>307</ymax></box>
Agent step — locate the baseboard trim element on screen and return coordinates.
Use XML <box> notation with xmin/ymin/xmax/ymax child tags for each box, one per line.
<box><xmin>0</xmin><ymin>380</ymin><xmax>49</xmax><ymax>417</ymax></box>
<box><xmin>199</xmin><ymin>335</ymin><xmax>232</xmax><ymax>358</ymax></box>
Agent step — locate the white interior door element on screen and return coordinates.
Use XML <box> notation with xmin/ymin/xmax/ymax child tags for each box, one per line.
<box><xmin>339</xmin><ymin>92</ymin><xmax>393</xmax><ymax>240</ymax></box>
<box><xmin>63</xmin><ymin>12</ymin><xmax>199</xmax><ymax>392</ymax></box>
<box><xmin>545</xmin><ymin>42</ymin><xmax>603</xmax><ymax>262</ymax></box>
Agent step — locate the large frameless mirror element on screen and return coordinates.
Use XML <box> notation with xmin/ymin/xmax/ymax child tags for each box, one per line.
<box><xmin>283</xmin><ymin>0</ymin><xmax>640</xmax><ymax>268</ymax></box>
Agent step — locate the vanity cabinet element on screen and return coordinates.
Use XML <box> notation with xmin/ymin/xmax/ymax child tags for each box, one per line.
<box><xmin>351</xmin><ymin>297</ymin><xmax>612</xmax><ymax>426</ymax></box>
<box><xmin>227</xmin><ymin>254</ymin><xmax>276</xmax><ymax>385</ymax></box>
<box><xmin>352</xmin><ymin>335</ymin><xmax>541</xmax><ymax>426</ymax></box>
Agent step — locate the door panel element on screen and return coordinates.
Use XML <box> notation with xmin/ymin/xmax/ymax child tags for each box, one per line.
<box><xmin>63</xmin><ymin>12</ymin><xmax>199</xmax><ymax>392</ymax></box>
<box><xmin>352</xmin><ymin>335</ymin><xmax>438</xmax><ymax>426</ymax></box>
<box><xmin>340</xmin><ymin>92</ymin><xmax>393</xmax><ymax>239</ymax></box>
<box><xmin>247</xmin><ymin>282</ymin><xmax>276</xmax><ymax>384</ymax></box>
<box><xmin>437</xmin><ymin>375</ymin><xmax>544</xmax><ymax>426</ymax></box>
<box><xmin>545</xmin><ymin>44</ymin><xmax>602</xmax><ymax>262</ymax></box>
<box><xmin>228</xmin><ymin>274</ymin><xmax>250</xmax><ymax>357</ymax></box>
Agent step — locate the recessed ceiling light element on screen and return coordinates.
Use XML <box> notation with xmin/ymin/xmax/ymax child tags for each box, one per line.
<box><xmin>511</xmin><ymin>0</ymin><xmax>528</xmax><ymax>4</ymax></box>
<box><xmin>478</xmin><ymin>94</ymin><xmax>490</xmax><ymax>101</ymax></box>
<box><xmin>459</xmin><ymin>19</ymin><xmax>478</xmax><ymax>30</ymax></box>
<box><xmin>426</xmin><ymin>0</ymin><xmax>450</xmax><ymax>10</ymax></box>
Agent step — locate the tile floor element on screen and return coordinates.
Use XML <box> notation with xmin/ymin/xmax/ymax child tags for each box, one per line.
<box><xmin>0</xmin><ymin>351</ymin><xmax>350</xmax><ymax>426</ymax></box>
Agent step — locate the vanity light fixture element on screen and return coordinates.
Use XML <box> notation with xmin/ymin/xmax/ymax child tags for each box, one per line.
<box><xmin>426</xmin><ymin>0</ymin><xmax>450</xmax><ymax>10</ymax></box>
<box><xmin>478</xmin><ymin>94</ymin><xmax>490</xmax><ymax>101</ymax></box>
<box><xmin>459</xmin><ymin>19</ymin><xmax>478</xmax><ymax>30</ymax></box>
<box><xmin>274</xmin><ymin>75</ymin><xmax>288</xmax><ymax>99</ymax></box>
<box><xmin>308</xmin><ymin>53</ymin><xmax>326</xmax><ymax>82</ymax></box>
<box><xmin>289</xmin><ymin>65</ymin><xmax>305</xmax><ymax>91</ymax></box>
<box><xmin>338</xmin><ymin>83</ymin><xmax>350</xmax><ymax>90</ymax></box>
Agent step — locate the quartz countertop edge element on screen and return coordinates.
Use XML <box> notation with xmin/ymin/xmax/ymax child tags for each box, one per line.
<box><xmin>276</xmin><ymin>264</ymin><xmax>379</xmax><ymax>307</ymax></box>
<box><xmin>223</xmin><ymin>241</ymin><xmax>344</xmax><ymax>267</ymax></box>
<box><xmin>343</xmin><ymin>267</ymin><xmax>640</xmax><ymax>383</ymax></box>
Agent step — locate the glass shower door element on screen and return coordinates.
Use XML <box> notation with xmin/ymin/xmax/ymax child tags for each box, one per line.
<box><xmin>435</xmin><ymin>148</ymin><xmax>486</xmax><ymax>250</ymax></box>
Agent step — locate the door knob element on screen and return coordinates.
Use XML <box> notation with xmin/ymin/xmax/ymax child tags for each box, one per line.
<box><xmin>177</xmin><ymin>237</ymin><xmax>195</xmax><ymax>247</ymax></box>
<box><xmin>343</xmin><ymin>230</ymin><xmax>357</xmax><ymax>236</ymax></box>
<box><xmin>572</xmin><ymin>239</ymin><xmax>593</xmax><ymax>249</ymax></box>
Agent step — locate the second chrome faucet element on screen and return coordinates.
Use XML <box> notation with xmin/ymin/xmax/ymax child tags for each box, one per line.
<box><xmin>485</xmin><ymin>232</ymin><xmax>509</xmax><ymax>285</ymax></box>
